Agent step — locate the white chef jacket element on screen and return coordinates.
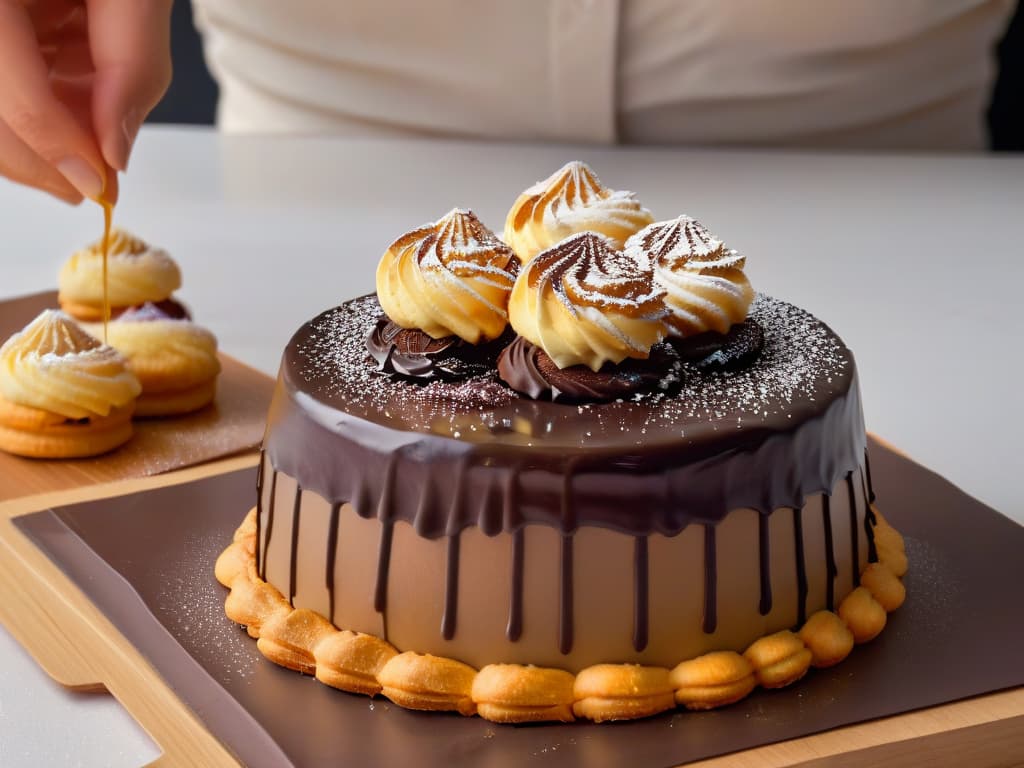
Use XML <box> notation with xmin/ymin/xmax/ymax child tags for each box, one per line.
<box><xmin>192</xmin><ymin>0</ymin><xmax>1014</xmax><ymax>150</ymax></box>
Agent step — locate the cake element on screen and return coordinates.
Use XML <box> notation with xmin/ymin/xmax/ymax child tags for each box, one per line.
<box><xmin>217</xmin><ymin>165</ymin><xmax>907</xmax><ymax>723</ymax></box>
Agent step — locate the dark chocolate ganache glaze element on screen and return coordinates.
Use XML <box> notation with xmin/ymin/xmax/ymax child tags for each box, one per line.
<box><xmin>264</xmin><ymin>293</ymin><xmax>866</xmax><ymax>538</ymax></box>
<box><xmin>366</xmin><ymin>319</ymin><xmax>512</xmax><ymax>380</ymax></box>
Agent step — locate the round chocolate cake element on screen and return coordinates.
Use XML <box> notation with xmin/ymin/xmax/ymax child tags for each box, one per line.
<box><xmin>217</xmin><ymin>167</ymin><xmax>907</xmax><ymax>723</ymax></box>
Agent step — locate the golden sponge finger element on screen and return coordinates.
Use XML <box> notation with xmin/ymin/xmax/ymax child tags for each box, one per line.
<box><xmin>313</xmin><ymin>630</ymin><xmax>397</xmax><ymax>696</ymax></box>
<box><xmin>838</xmin><ymin>586</ymin><xmax>887</xmax><ymax>643</ymax></box>
<box><xmin>859</xmin><ymin>562</ymin><xmax>906</xmax><ymax>611</ymax></box>
<box><xmin>798</xmin><ymin>610</ymin><xmax>855</xmax><ymax>668</ymax></box>
<box><xmin>472</xmin><ymin>664</ymin><xmax>575</xmax><ymax>723</ymax></box>
<box><xmin>573</xmin><ymin>664</ymin><xmax>675</xmax><ymax>722</ymax></box>
<box><xmin>378</xmin><ymin>652</ymin><xmax>477</xmax><ymax>716</ymax></box>
<box><xmin>257</xmin><ymin>608</ymin><xmax>335</xmax><ymax>676</ymax></box>
<box><xmin>670</xmin><ymin>651</ymin><xmax>756</xmax><ymax>710</ymax></box>
<box><xmin>744</xmin><ymin>631</ymin><xmax>812</xmax><ymax>689</ymax></box>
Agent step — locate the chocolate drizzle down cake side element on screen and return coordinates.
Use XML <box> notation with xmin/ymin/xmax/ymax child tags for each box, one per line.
<box><xmin>217</xmin><ymin>165</ymin><xmax>909</xmax><ymax>724</ymax></box>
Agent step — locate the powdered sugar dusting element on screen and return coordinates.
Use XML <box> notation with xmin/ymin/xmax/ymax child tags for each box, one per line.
<box><xmin>293</xmin><ymin>293</ymin><xmax>852</xmax><ymax>448</ymax></box>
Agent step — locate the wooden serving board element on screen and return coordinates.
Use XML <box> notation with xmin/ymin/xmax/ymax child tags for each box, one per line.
<box><xmin>1</xmin><ymin>445</ymin><xmax>1022</xmax><ymax>767</ymax></box>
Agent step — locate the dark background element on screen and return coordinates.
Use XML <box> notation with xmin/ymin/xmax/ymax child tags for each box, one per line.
<box><xmin>152</xmin><ymin>2</ymin><xmax>1023</xmax><ymax>151</ymax></box>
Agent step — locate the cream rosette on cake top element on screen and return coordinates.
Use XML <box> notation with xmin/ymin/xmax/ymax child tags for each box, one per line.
<box><xmin>504</xmin><ymin>161</ymin><xmax>654</xmax><ymax>263</ymax></box>
<box><xmin>0</xmin><ymin>310</ymin><xmax>140</xmax><ymax>419</ymax></box>
<box><xmin>508</xmin><ymin>232</ymin><xmax>667</xmax><ymax>371</ymax></box>
<box><xmin>376</xmin><ymin>208</ymin><xmax>519</xmax><ymax>344</ymax></box>
<box><xmin>625</xmin><ymin>216</ymin><xmax>754</xmax><ymax>337</ymax></box>
<box><xmin>58</xmin><ymin>228</ymin><xmax>182</xmax><ymax>314</ymax></box>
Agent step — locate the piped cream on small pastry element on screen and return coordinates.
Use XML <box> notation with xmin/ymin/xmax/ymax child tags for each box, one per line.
<box><xmin>58</xmin><ymin>228</ymin><xmax>182</xmax><ymax>321</ymax></box>
<box><xmin>85</xmin><ymin>303</ymin><xmax>221</xmax><ymax>417</ymax></box>
<box><xmin>0</xmin><ymin>310</ymin><xmax>139</xmax><ymax>457</ymax></box>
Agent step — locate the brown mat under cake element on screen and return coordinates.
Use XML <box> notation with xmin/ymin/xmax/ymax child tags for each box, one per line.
<box><xmin>0</xmin><ymin>291</ymin><xmax>274</xmax><ymax>502</ymax></box>
<box><xmin>13</xmin><ymin>439</ymin><xmax>1024</xmax><ymax>768</ymax></box>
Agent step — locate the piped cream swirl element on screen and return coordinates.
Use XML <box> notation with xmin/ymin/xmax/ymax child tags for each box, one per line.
<box><xmin>58</xmin><ymin>227</ymin><xmax>182</xmax><ymax>307</ymax></box>
<box><xmin>625</xmin><ymin>216</ymin><xmax>754</xmax><ymax>337</ymax></box>
<box><xmin>84</xmin><ymin>306</ymin><xmax>221</xmax><ymax>392</ymax></box>
<box><xmin>376</xmin><ymin>209</ymin><xmax>519</xmax><ymax>343</ymax></box>
<box><xmin>509</xmin><ymin>232</ymin><xmax>667</xmax><ymax>371</ymax></box>
<box><xmin>0</xmin><ymin>310</ymin><xmax>140</xmax><ymax>418</ymax></box>
<box><xmin>504</xmin><ymin>161</ymin><xmax>654</xmax><ymax>263</ymax></box>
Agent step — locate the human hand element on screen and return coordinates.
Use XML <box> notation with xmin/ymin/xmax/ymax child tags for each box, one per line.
<box><xmin>0</xmin><ymin>0</ymin><xmax>172</xmax><ymax>205</ymax></box>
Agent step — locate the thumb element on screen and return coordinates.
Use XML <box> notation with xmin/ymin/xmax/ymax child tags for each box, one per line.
<box><xmin>88</xmin><ymin>0</ymin><xmax>173</xmax><ymax>171</ymax></box>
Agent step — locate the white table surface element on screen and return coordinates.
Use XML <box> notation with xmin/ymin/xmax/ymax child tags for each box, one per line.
<box><xmin>0</xmin><ymin>126</ymin><xmax>1021</xmax><ymax>766</ymax></box>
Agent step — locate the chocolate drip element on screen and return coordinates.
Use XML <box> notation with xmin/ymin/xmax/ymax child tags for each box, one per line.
<box><xmin>366</xmin><ymin>319</ymin><xmax>511</xmax><ymax>381</ymax></box>
<box><xmin>633</xmin><ymin>536</ymin><xmax>649</xmax><ymax>652</ymax></box>
<box><xmin>288</xmin><ymin>486</ymin><xmax>302</xmax><ymax>607</ymax></box>
<box><xmin>497</xmin><ymin>337</ymin><xmax>673</xmax><ymax>404</ymax></box>
<box><xmin>670</xmin><ymin>319</ymin><xmax>765</xmax><ymax>371</ymax></box>
<box><xmin>846</xmin><ymin>473</ymin><xmax>860</xmax><ymax>585</ymax></box>
<box><xmin>374</xmin><ymin>522</ymin><xmax>394</xmax><ymax>620</ymax></box>
<box><xmin>793</xmin><ymin>507</ymin><xmax>807</xmax><ymax>627</ymax></box>
<box><xmin>758</xmin><ymin>513</ymin><xmax>772</xmax><ymax>615</ymax></box>
<box><xmin>861</xmin><ymin>469</ymin><xmax>879</xmax><ymax>563</ymax></box>
<box><xmin>259</xmin><ymin>470</ymin><xmax>278</xmax><ymax>581</ymax></box>
<box><xmin>822</xmin><ymin>495</ymin><xmax>837</xmax><ymax>611</ymax></box>
<box><xmin>559</xmin><ymin>534</ymin><xmax>574</xmax><ymax>654</ymax></box>
<box><xmin>703</xmin><ymin>525</ymin><xmax>717</xmax><ymax>634</ymax></box>
<box><xmin>864</xmin><ymin>449</ymin><xmax>877</xmax><ymax>503</ymax></box>
<box><xmin>325</xmin><ymin>503</ymin><xmax>341</xmax><ymax>625</ymax></box>
<box><xmin>441</xmin><ymin>533</ymin><xmax>460</xmax><ymax>640</ymax></box>
<box><xmin>255</xmin><ymin>450</ymin><xmax>265</xmax><ymax>577</ymax></box>
<box><xmin>507</xmin><ymin>528</ymin><xmax>524</xmax><ymax>642</ymax></box>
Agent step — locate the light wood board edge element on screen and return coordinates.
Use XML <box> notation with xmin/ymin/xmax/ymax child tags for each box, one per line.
<box><xmin>0</xmin><ymin>455</ymin><xmax>257</xmax><ymax>767</ymax></box>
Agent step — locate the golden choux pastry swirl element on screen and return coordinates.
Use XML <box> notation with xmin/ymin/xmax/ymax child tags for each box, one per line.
<box><xmin>504</xmin><ymin>161</ymin><xmax>654</xmax><ymax>263</ymax></box>
<box><xmin>0</xmin><ymin>310</ymin><xmax>140</xmax><ymax>419</ymax></box>
<box><xmin>508</xmin><ymin>231</ymin><xmax>667</xmax><ymax>370</ymax></box>
<box><xmin>625</xmin><ymin>215</ymin><xmax>754</xmax><ymax>337</ymax></box>
<box><xmin>58</xmin><ymin>227</ymin><xmax>182</xmax><ymax>307</ymax></box>
<box><xmin>376</xmin><ymin>208</ymin><xmax>518</xmax><ymax>343</ymax></box>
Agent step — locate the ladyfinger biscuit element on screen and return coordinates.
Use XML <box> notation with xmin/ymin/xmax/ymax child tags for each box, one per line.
<box><xmin>670</xmin><ymin>651</ymin><xmax>756</xmax><ymax>710</ymax></box>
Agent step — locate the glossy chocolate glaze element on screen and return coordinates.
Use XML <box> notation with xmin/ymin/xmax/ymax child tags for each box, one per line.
<box><xmin>366</xmin><ymin>319</ymin><xmax>513</xmax><ymax>380</ymax></box>
<box><xmin>497</xmin><ymin>336</ymin><xmax>675</xmax><ymax>403</ymax></box>
<box><xmin>264</xmin><ymin>294</ymin><xmax>866</xmax><ymax>539</ymax></box>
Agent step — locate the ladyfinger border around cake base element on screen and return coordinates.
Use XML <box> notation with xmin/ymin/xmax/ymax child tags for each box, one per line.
<box><xmin>216</xmin><ymin>505</ymin><xmax>908</xmax><ymax>725</ymax></box>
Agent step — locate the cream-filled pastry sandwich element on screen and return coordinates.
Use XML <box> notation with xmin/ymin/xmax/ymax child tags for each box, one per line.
<box><xmin>0</xmin><ymin>310</ymin><xmax>140</xmax><ymax>458</ymax></box>
<box><xmin>86</xmin><ymin>303</ymin><xmax>221</xmax><ymax>417</ymax></box>
<box><xmin>625</xmin><ymin>216</ymin><xmax>754</xmax><ymax>338</ymax></box>
<box><xmin>58</xmin><ymin>228</ymin><xmax>183</xmax><ymax>321</ymax></box>
<box><xmin>504</xmin><ymin>161</ymin><xmax>654</xmax><ymax>263</ymax></box>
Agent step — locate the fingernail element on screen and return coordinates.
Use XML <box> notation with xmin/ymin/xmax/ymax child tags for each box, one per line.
<box><xmin>56</xmin><ymin>156</ymin><xmax>104</xmax><ymax>200</ymax></box>
<box><xmin>120</xmin><ymin>108</ymin><xmax>141</xmax><ymax>170</ymax></box>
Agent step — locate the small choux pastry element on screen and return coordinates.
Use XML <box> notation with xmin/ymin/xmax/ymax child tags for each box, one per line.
<box><xmin>256</xmin><ymin>608</ymin><xmax>335</xmax><ymax>676</ymax></box>
<box><xmin>670</xmin><ymin>651</ymin><xmax>757</xmax><ymax>710</ymax></box>
<box><xmin>859</xmin><ymin>562</ymin><xmax>906</xmax><ymax>611</ymax></box>
<box><xmin>744</xmin><ymin>631</ymin><xmax>813</xmax><ymax>689</ymax></box>
<box><xmin>314</xmin><ymin>631</ymin><xmax>397</xmax><ymax>696</ymax></box>
<box><xmin>838</xmin><ymin>586</ymin><xmax>888</xmax><ymax>643</ymax></box>
<box><xmin>377</xmin><ymin>652</ymin><xmax>477</xmax><ymax>716</ymax></box>
<box><xmin>573</xmin><ymin>664</ymin><xmax>675</xmax><ymax>722</ymax></box>
<box><xmin>472</xmin><ymin>664</ymin><xmax>575</xmax><ymax>723</ymax></box>
<box><xmin>798</xmin><ymin>610</ymin><xmax>855</xmax><ymax>668</ymax></box>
